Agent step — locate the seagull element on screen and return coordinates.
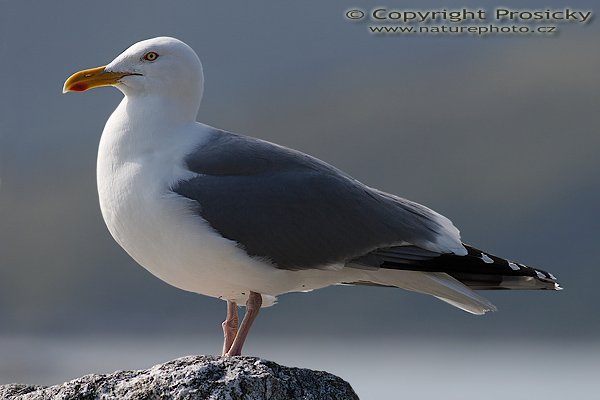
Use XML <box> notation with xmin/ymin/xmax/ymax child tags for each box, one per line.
<box><xmin>63</xmin><ymin>37</ymin><xmax>561</xmax><ymax>356</ymax></box>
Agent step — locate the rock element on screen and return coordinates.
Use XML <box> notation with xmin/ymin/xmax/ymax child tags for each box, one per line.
<box><xmin>0</xmin><ymin>355</ymin><xmax>359</xmax><ymax>400</ymax></box>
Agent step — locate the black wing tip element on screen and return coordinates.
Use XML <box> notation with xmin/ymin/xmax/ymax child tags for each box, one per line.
<box><xmin>368</xmin><ymin>242</ymin><xmax>563</xmax><ymax>291</ymax></box>
<box><xmin>462</xmin><ymin>244</ymin><xmax>563</xmax><ymax>290</ymax></box>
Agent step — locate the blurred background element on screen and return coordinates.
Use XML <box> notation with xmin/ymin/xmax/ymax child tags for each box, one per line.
<box><xmin>1</xmin><ymin>0</ymin><xmax>598</xmax><ymax>398</ymax></box>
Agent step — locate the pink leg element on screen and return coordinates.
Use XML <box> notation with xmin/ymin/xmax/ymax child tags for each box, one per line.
<box><xmin>221</xmin><ymin>300</ymin><xmax>238</xmax><ymax>356</ymax></box>
<box><xmin>225</xmin><ymin>292</ymin><xmax>262</xmax><ymax>356</ymax></box>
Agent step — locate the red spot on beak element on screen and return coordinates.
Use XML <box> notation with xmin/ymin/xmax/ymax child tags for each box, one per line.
<box><xmin>69</xmin><ymin>82</ymin><xmax>89</xmax><ymax>92</ymax></box>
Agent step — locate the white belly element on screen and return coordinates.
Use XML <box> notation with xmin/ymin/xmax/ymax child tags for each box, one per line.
<box><xmin>98</xmin><ymin>159</ymin><xmax>258</xmax><ymax>302</ymax></box>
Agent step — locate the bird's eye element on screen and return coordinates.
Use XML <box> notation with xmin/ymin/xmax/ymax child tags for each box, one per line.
<box><xmin>143</xmin><ymin>52</ymin><xmax>159</xmax><ymax>61</ymax></box>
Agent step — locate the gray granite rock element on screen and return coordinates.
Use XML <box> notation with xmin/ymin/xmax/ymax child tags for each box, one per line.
<box><xmin>0</xmin><ymin>355</ymin><xmax>359</xmax><ymax>399</ymax></box>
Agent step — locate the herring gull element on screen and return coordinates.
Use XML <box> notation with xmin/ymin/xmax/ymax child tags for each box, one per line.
<box><xmin>63</xmin><ymin>37</ymin><xmax>561</xmax><ymax>356</ymax></box>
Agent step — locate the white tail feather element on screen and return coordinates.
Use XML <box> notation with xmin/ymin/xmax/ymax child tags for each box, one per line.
<box><xmin>367</xmin><ymin>270</ymin><xmax>497</xmax><ymax>315</ymax></box>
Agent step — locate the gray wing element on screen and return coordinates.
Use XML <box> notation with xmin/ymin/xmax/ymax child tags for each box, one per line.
<box><xmin>172</xmin><ymin>128</ymin><xmax>463</xmax><ymax>270</ymax></box>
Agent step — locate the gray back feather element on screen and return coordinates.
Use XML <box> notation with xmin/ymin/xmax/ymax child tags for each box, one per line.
<box><xmin>172</xmin><ymin>129</ymin><xmax>447</xmax><ymax>270</ymax></box>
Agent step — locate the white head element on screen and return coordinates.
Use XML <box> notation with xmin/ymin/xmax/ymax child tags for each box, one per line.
<box><xmin>64</xmin><ymin>37</ymin><xmax>204</xmax><ymax>121</ymax></box>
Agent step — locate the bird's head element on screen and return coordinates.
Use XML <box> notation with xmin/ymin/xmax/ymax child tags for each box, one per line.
<box><xmin>63</xmin><ymin>37</ymin><xmax>204</xmax><ymax>108</ymax></box>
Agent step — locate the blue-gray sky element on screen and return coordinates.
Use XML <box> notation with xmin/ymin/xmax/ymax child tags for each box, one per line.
<box><xmin>1</xmin><ymin>0</ymin><xmax>598</xmax><ymax>355</ymax></box>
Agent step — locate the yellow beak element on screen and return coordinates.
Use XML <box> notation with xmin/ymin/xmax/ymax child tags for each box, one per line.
<box><xmin>63</xmin><ymin>66</ymin><xmax>138</xmax><ymax>93</ymax></box>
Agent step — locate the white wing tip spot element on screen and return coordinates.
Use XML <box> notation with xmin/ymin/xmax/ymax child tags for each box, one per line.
<box><xmin>480</xmin><ymin>253</ymin><xmax>494</xmax><ymax>264</ymax></box>
<box><xmin>535</xmin><ymin>270</ymin><xmax>546</xmax><ymax>279</ymax></box>
<box><xmin>508</xmin><ymin>262</ymin><xmax>520</xmax><ymax>270</ymax></box>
